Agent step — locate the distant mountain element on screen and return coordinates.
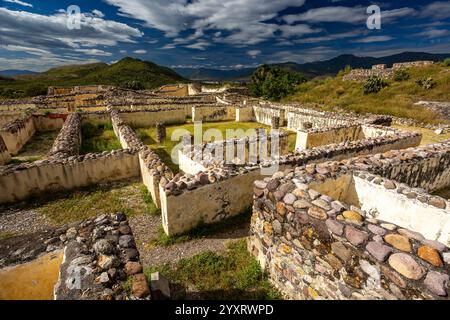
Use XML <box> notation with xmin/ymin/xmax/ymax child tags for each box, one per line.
<box><xmin>175</xmin><ymin>67</ymin><xmax>254</xmax><ymax>81</ymax></box>
<box><xmin>0</xmin><ymin>57</ymin><xmax>185</xmax><ymax>98</ymax></box>
<box><xmin>0</xmin><ymin>69</ymin><xmax>37</xmax><ymax>77</ymax></box>
<box><xmin>176</xmin><ymin>52</ymin><xmax>450</xmax><ymax>81</ymax></box>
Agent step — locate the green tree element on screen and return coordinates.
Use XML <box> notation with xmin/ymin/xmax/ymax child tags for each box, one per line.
<box><xmin>250</xmin><ymin>65</ymin><xmax>306</xmax><ymax>101</ymax></box>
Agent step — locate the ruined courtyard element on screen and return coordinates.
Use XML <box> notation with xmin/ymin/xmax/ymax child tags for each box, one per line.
<box><xmin>0</xmin><ymin>69</ymin><xmax>449</xmax><ymax>300</ymax></box>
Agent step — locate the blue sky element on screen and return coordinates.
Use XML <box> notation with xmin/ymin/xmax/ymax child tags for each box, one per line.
<box><xmin>1</xmin><ymin>0</ymin><xmax>449</xmax><ymax>71</ymax></box>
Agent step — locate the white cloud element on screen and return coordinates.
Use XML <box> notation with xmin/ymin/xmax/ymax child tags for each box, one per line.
<box><xmin>247</xmin><ymin>50</ymin><xmax>261</xmax><ymax>58</ymax></box>
<box><xmin>283</xmin><ymin>6</ymin><xmax>416</xmax><ymax>24</ymax></box>
<box><xmin>294</xmin><ymin>30</ymin><xmax>362</xmax><ymax>44</ymax></box>
<box><xmin>421</xmin><ymin>1</ymin><xmax>450</xmax><ymax>20</ymax></box>
<box><xmin>417</xmin><ymin>29</ymin><xmax>450</xmax><ymax>39</ymax></box>
<box><xmin>75</xmin><ymin>48</ymin><xmax>113</xmax><ymax>56</ymax></box>
<box><xmin>0</xmin><ymin>8</ymin><xmax>143</xmax><ymax>51</ymax></box>
<box><xmin>353</xmin><ymin>36</ymin><xmax>394</xmax><ymax>43</ymax></box>
<box><xmin>3</xmin><ymin>0</ymin><xmax>33</xmax><ymax>8</ymax></box>
<box><xmin>92</xmin><ymin>9</ymin><xmax>105</xmax><ymax>18</ymax></box>
<box><xmin>185</xmin><ymin>41</ymin><xmax>210</xmax><ymax>50</ymax></box>
<box><xmin>133</xmin><ymin>49</ymin><xmax>147</xmax><ymax>54</ymax></box>
<box><xmin>269</xmin><ymin>46</ymin><xmax>338</xmax><ymax>64</ymax></box>
<box><xmin>104</xmin><ymin>0</ymin><xmax>307</xmax><ymax>45</ymax></box>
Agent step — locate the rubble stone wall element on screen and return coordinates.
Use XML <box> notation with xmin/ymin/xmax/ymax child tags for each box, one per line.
<box><xmin>249</xmin><ymin>143</ymin><xmax>450</xmax><ymax>300</ymax></box>
<box><xmin>48</xmin><ymin>113</ymin><xmax>82</xmax><ymax>159</ymax></box>
<box><xmin>160</xmin><ymin>129</ymin><xmax>421</xmax><ymax>235</ymax></box>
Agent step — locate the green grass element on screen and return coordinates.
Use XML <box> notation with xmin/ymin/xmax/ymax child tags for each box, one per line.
<box><xmin>140</xmin><ymin>185</ymin><xmax>160</xmax><ymax>216</ymax></box>
<box><xmin>284</xmin><ymin>64</ymin><xmax>450</xmax><ymax>124</ymax></box>
<box><xmin>144</xmin><ymin>239</ymin><xmax>281</xmax><ymax>300</ymax></box>
<box><xmin>0</xmin><ymin>231</ymin><xmax>16</xmax><ymax>240</ymax></box>
<box><xmin>392</xmin><ymin>124</ymin><xmax>450</xmax><ymax>145</ymax></box>
<box><xmin>7</xmin><ymin>156</ymin><xmax>42</xmax><ymax>165</ymax></box>
<box><xmin>152</xmin><ymin>208</ymin><xmax>252</xmax><ymax>247</ymax></box>
<box><xmin>36</xmin><ymin>182</ymin><xmax>153</xmax><ymax>224</ymax></box>
<box><xmin>80</xmin><ymin>121</ymin><xmax>121</xmax><ymax>154</ymax></box>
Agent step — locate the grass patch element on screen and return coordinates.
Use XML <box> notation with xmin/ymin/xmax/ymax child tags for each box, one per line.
<box><xmin>7</xmin><ymin>156</ymin><xmax>42</xmax><ymax>165</ymax></box>
<box><xmin>144</xmin><ymin>239</ymin><xmax>281</xmax><ymax>300</ymax></box>
<box><xmin>80</xmin><ymin>121</ymin><xmax>121</xmax><ymax>154</ymax></box>
<box><xmin>140</xmin><ymin>185</ymin><xmax>160</xmax><ymax>216</ymax></box>
<box><xmin>392</xmin><ymin>124</ymin><xmax>450</xmax><ymax>145</ymax></box>
<box><xmin>152</xmin><ymin>208</ymin><xmax>252</xmax><ymax>247</ymax></box>
<box><xmin>36</xmin><ymin>181</ymin><xmax>147</xmax><ymax>224</ymax></box>
<box><xmin>284</xmin><ymin>64</ymin><xmax>450</xmax><ymax>124</ymax></box>
<box><xmin>0</xmin><ymin>231</ymin><xmax>16</xmax><ymax>240</ymax></box>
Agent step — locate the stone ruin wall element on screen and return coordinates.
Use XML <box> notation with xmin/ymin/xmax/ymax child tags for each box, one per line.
<box><xmin>0</xmin><ymin>136</ymin><xmax>10</xmax><ymax>166</ymax></box>
<box><xmin>0</xmin><ymin>148</ymin><xmax>140</xmax><ymax>204</ymax></box>
<box><xmin>159</xmin><ymin>124</ymin><xmax>422</xmax><ymax>236</ymax></box>
<box><xmin>343</xmin><ymin>60</ymin><xmax>435</xmax><ymax>81</ymax></box>
<box><xmin>253</xmin><ymin>106</ymin><xmax>285</xmax><ymax>127</ymax></box>
<box><xmin>249</xmin><ymin>142</ymin><xmax>450</xmax><ymax>300</ymax></box>
<box><xmin>48</xmin><ymin>113</ymin><xmax>82</xmax><ymax>159</ymax></box>
<box><xmin>178</xmin><ymin>131</ymin><xmax>291</xmax><ymax>175</ymax></box>
<box><xmin>0</xmin><ymin>113</ymin><xmax>35</xmax><ymax>155</ymax></box>
<box><xmin>192</xmin><ymin>105</ymin><xmax>236</xmax><ymax>122</ymax></box>
<box><xmin>295</xmin><ymin>124</ymin><xmax>412</xmax><ymax>150</ymax></box>
<box><xmin>110</xmin><ymin>110</ymin><xmax>174</xmax><ymax>208</ymax></box>
<box><xmin>0</xmin><ymin>111</ymin><xmax>148</xmax><ymax>204</ymax></box>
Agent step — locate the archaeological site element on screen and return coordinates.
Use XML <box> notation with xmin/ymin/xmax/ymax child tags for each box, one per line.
<box><xmin>0</xmin><ymin>73</ymin><xmax>449</xmax><ymax>302</ymax></box>
<box><xmin>1</xmin><ymin>1</ymin><xmax>450</xmax><ymax>310</ymax></box>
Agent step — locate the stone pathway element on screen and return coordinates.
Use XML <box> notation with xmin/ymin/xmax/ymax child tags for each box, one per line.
<box><xmin>128</xmin><ymin>213</ymin><xmax>249</xmax><ymax>267</ymax></box>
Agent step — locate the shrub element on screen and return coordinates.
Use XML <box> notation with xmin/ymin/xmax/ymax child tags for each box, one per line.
<box><xmin>393</xmin><ymin>69</ymin><xmax>410</xmax><ymax>81</ymax></box>
<box><xmin>362</xmin><ymin>76</ymin><xmax>388</xmax><ymax>94</ymax></box>
<box><xmin>123</xmin><ymin>80</ymin><xmax>144</xmax><ymax>90</ymax></box>
<box><xmin>250</xmin><ymin>65</ymin><xmax>306</xmax><ymax>101</ymax></box>
<box><xmin>337</xmin><ymin>65</ymin><xmax>352</xmax><ymax>77</ymax></box>
<box><xmin>416</xmin><ymin>77</ymin><xmax>436</xmax><ymax>90</ymax></box>
<box><xmin>443</xmin><ymin>58</ymin><xmax>450</xmax><ymax>67</ymax></box>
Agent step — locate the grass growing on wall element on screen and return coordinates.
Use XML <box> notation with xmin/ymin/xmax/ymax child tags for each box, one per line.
<box><xmin>284</xmin><ymin>64</ymin><xmax>450</xmax><ymax>124</ymax></box>
<box><xmin>80</xmin><ymin>121</ymin><xmax>122</xmax><ymax>154</ymax></box>
<box><xmin>144</xmin><ymin>239</ymin><xmax>281</xmax><ymax>300</ymax></box>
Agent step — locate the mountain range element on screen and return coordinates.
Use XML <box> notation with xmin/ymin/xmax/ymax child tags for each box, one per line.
<box><xmin>174</xmin><ymin>52</ymin><xmax>450</xmax><ymax>81</ymax></box>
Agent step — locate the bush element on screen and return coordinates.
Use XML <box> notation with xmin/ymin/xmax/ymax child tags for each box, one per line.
<box><xmin>393</xmin><ymin>69</ymin><xmax>410</xmax><ymax>81</ymax></box>
<box><xmin>363</xmin><ymin>76</ymin><xmax>388</xmax><ymax>94</ymax></box>
<box><xmin>123</xmin><ymin>80</ymin><xmax>144</xmax><ymax>90</ymax></box>
<box><xmin>416</xmin><ymin>77</ymin><xmax>436</xmax><ymax>90</ymax></box>
<box><xmin>250</xmin><ymin>65</ymin><xmax>306</xmax><ymax>101</ymax></box>
<box><xmin>337</xmin><ymin>65</ymin><xmax>352</xmax><ymax>77</ymax></box>
<box><xmin>443</xmin><ymin>58</ymin><xmax>450</xmax><ymax>67</ymax></box>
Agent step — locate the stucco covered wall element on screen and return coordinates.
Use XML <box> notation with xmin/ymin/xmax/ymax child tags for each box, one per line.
<box><xmin>0</xmin><ymin>150</ymin><xmax>140</xmax><ymax>204</ymax></box>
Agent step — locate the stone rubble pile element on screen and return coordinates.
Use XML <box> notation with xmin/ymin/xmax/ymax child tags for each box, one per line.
<box><xmin>54</xmin><ymin>212</ymin><xmax>150</xmax><ymax>300</ymax></box>
<box><xmin>48</xmin><ymin>113</ymin><xmax>81</xmax><ymax>159</ymax></box>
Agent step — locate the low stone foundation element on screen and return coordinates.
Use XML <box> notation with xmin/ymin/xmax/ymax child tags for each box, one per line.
<box><xmin>54</xmin><ymin>212</ymin><xmax>150</xmax><ymax>300</ymax></box>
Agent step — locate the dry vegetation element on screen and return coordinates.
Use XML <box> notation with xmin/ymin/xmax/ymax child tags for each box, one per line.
<box><xmin>284</xmin><ymin>64</ymin><xmax>450</xmax><ymax>124</ymax></box>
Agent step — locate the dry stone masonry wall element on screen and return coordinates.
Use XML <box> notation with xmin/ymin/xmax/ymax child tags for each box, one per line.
<box><xmin>48</xmin><ymin>113</ymin><xmax>81</xmax><ymax>159</ymax></box>
<box><xmin>249</xmin><ymin>141</ymin><xmax>450</xmax><ymax>300</ymax></box>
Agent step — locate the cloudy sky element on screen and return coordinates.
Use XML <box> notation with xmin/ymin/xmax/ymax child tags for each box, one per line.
<box><xmin>1</xmin><ymin>0</ymin><xmax>449</xmax><ymax>71</ymax></box>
